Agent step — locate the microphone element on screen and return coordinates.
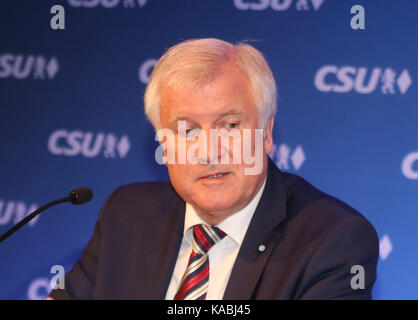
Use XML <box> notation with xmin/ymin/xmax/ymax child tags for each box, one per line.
<box><xmin>69</xmin><ymin>187</ymin><xmax>93</xmax><ymax>205</ymax></box>
<box><xmin>0</xmin><ymin>187</ymin><xmax>93</xmax><ymax>243</ymax></box>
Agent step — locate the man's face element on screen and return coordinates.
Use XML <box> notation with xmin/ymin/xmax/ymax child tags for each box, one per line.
<box><xmin>160</xmin><ymin>64</ymin><xmax>274</xmax><ymax>225</ymax></box>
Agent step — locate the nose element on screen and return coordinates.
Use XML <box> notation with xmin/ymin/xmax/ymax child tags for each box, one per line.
<box><xmin>195</xmin><ymin>127</ymin><xmax>228</xmax><ymax>165</ymax></box>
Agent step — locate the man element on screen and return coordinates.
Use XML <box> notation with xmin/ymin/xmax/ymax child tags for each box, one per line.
<box><xmin>49</xmin><ymin>38</ymin><xmax>379</xmax><ymax>300</ymax></box>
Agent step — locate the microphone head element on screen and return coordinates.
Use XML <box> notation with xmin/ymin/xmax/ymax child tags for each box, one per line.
<box><xmin>69</xmin><ymin>187</ymin><xmax>93</xmax><ymax>205</ymax></box>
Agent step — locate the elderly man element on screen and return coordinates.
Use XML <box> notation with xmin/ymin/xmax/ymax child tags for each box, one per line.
<box><xmin>49</xmin><ymin>38</ymin><xmax>379</xmax><ymax>300</ymax></box>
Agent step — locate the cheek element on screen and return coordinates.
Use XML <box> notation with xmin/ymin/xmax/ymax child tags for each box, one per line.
<box><xmin>167</xmin><ymin>165</ymin><xmax>190</xmax><ymax>190</ymax></box>
<box><xmin>235</xmin><ymin>168</ymin><xmax>259</xmax><ymax>190</ymax></box>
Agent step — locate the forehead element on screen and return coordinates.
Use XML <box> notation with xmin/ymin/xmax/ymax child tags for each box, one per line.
<box><xmin>160</xmin><ymin>66</ymin><xmax>256</xmax><ymax>123</ymax></box>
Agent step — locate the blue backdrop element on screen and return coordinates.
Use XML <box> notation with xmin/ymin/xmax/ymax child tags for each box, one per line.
<box><xmin>0</xmin><ymin>0</ymin><xmax>417</xmax><ymax>299</ymax></box>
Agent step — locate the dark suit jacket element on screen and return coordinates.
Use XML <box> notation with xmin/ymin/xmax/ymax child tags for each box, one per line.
<box><xmin>50</xmin><ymin>159</ymin><xmax>379</xmax><ymax>299</ymax></box>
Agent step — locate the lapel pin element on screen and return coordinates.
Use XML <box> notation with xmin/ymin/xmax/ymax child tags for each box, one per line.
<box><xmin>258</xmin><ymin>245</ymin><xmax>266</xmax><ymax>253</ymax></box>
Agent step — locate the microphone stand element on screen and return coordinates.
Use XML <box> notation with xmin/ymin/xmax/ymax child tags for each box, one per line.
<box><xmin>0</xmin><ymin>196</ymin><xmax>72</xmax><ymax>243</ymax></box>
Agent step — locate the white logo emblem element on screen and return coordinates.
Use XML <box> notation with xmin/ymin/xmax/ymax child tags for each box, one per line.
<box><xmin>47</xmin><ymin>130</ymin><xmax>131</xmax><ymax>159</ymax></box>
<box><xmin>379</xmin><ymin>234</ymin><xmax>393</xmax><ymax>261</ymax></box>
<box><xmin>0</xmin><ymin>55</ymin><xmax>59</xmax><ymax>79</ymax></box>
<box><xmin>269</xmin><ymin>143</ymin><xmax>305</xmax><ymax>171</ymax></box>
<box><xmin>314</xmin><ymin>65</ymin><xmax>412</xmax><ymax>94</ymax></box>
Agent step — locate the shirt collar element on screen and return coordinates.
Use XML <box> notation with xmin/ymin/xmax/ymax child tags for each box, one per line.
<box><xmin>184</xmin><ymin>176</ymin><xmax>267</xmax><ymax>246</ymax></box>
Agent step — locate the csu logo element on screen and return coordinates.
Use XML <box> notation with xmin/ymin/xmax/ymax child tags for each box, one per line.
<box><xmin>402</xmin><ymin>151</ymin><xmax>418</xmax><ymax>180</ymax></box>
<box><xmin>314</xmin><ymin>65</ymin><xmax>412</xmax><ymax>94</ymax></box>
<box><xmin>0</xmin><ymin>199</ymin><xmax>39</xmax><ymax>227</ymax></box>
<box><xmin>233</xmin><ymin>0</ymin><xmax>324</xmax><ymax>11</ymax></box>
<box><xmin>0</xmin><ymin>55</ymin><xmax>59</xmax><ymax>80</ymax></box>
<box><xmin>269</xmin><ymin>143</ymin><xmax>306</xmax><ymax>171</ymax></box>
<box><xmin>139</xmin><ymin>58</ymin><xmax>157</xmax><ymax>85</ymax></box>
<box><xmin>48</xmin><ymin>129</ymin><xmax>131</xmax><ymax>159</ymax></box>
<box><xmin>68</xmin><ymin>0</ymin><xmax>148</xmax><ymax>8</ymax></box>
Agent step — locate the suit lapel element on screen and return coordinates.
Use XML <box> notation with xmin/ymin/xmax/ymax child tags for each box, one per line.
<box><xmin>140</xmin><ymin>184</ymin><xmax>185</xmax><ymax>299</ymax></box>
<box><xmin>223</xmin><ymin>159</ymin><xmax>288</xmax><ymax>299</ymax></box>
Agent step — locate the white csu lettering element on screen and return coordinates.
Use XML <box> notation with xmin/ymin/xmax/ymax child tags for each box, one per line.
<box><xmin>68</xmin><ymin>0</ymin><xmax>148</xmax><ymax>8</ymax></box>
<box><xmin>0</xmin><ymin>200</ymin><xmax>39</xmax><ymax>226</ymax></box>
<box><xmin>402</xmin><ymin>152</ymin><xmax>418</xmax><ymax>180</ymax></box>
<box><xmin>0</xmin><ymin>54</ymin><xmax>58</xmax><ymax>79</ymax></box>
<box><xmin>68</xmin><ymin>0</ymin><xmax>121</xmax><ymax>8</ymax></box>
<box><xmin>48</xmin><ymin>129</ymin><xmax>106</xmax><ymax>157</ymax></box>
<box><xmin>27</xmin><ymin>278</ymin><xmax>50</xmax><ymax>300</ymax></box>
<box><xmin>0</xmin><ymin>54</ymin><xmax>35</xmax><ymax>79</ymax></box>
<box><xmin>314</xmin><ymin>65</ymin><xmax>382</xmax><ymax>94</ymax></box>
<box><xmin>234</xmin><ymin>0</ymin><xmax>293</xmax><ymax>11</ymax></box>
<box><xmin>138</xmin><ymin>59</ymin><xmax>157</xmax><ymax>84</ymax></box>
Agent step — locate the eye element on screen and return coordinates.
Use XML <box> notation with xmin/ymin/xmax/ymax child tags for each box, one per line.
<box><xmin>179</xmin><ymin>128</ymin><xmax>200</xmax><ymax>137</ymax></box>
<box><xmin>224</xmin><ymin>122</ymin><xmax>239</xmax><ymax>130</ymax></box>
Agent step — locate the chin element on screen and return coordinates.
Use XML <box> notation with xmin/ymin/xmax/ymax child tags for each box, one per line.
<box><xmin>194</xmin><ymin>196</ymin><xmax>236</xmax><ymax>215</ymax></box>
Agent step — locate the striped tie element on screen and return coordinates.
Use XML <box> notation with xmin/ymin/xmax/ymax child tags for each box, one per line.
<box><xmin>174</xmin><ymin>224</ymin><xmax>226</xmax><ymax>300</ymax></box>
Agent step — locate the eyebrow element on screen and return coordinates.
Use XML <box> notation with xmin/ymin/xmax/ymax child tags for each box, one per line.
<box><xmin>168</xmin><ymin>108</ymin><xmax>243</xmax><ymax>128</ymax></box>
<box><xmin>217</xmin><ymin>109</ymin><xmax>243</xmax><ymax>118</ymax></box>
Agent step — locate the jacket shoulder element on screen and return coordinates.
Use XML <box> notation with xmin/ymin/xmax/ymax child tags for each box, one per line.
<box><xmin>114</xmin><ymin>180</ymin><xmax>174</xmax><ymax>200</ymax></box>
<box><xmin>282</xmin><ymin>172</ymin><xmax>369</xmax><ymax>219</ymax></box>
<box><xmin>279</xmin><ymin>171</ymin><xmax>378</xmax><ymax>242</ymax></box>
<box><xmin>269</xmin><ymin>171</ymin><xmax>379</xmax><ymax>299</ymax></box>
<box><xmin>98</xmin><ymin>180</ymin><xmax>183</xmax><ymax>223</ymax></box>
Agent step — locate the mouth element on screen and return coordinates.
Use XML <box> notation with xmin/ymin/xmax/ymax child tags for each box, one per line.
<box><xmin>199</xmin><ymin>172</ymin><xmax>230</xmax><ymax>180</ymax></box>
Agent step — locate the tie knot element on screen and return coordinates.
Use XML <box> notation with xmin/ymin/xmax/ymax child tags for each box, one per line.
<box><xmin>192</xmin><ymin>224</ymin><xmax>226</xmax><ymax>255</ymax></box>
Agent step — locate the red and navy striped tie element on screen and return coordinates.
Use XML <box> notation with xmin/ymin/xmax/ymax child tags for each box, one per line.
<box><xmin>174</xmin><ymin>224</ymin><xmax>226</xmax><ymax>300</ymax></box>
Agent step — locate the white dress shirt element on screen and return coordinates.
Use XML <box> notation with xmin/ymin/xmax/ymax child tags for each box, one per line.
<box><xmin>165</xmin><ymin>176</ymin><xmax>267</xmax><ymax>300</ymax></box>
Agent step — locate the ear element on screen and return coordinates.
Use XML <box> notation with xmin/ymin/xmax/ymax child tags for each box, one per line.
<box><xmin>163</xmin><ymin>148</ymin><xmax>168</xmax><ymax>166</ymax></box>
<box><xmin>264</xmin><ymin>117</ymin><xmax>274</xmax><ymax>155</ymax></box>
<box><xmin>158</xmin><ymin>134</ymin><xmax>168</xmax><ymax>166</ymax></box>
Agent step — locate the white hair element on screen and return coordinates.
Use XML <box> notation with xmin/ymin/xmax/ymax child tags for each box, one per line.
<box><xmin>144</xmin><ymin>38</ymin><xmax>277</xmax><ymax>130</ymax></box>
